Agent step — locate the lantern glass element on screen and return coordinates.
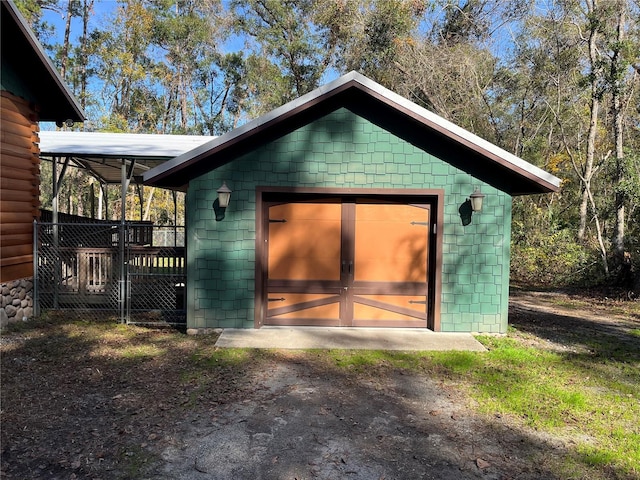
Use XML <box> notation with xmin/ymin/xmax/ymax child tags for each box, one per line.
<box><xmin>469</xmin><ymin>188</ymin><xmax>485</xmax><ymax>212</ymax></box>
<box><xmin>217</xmin><ymin>182</ymin><xmax>232</xmax><ymax>208</ymax></box>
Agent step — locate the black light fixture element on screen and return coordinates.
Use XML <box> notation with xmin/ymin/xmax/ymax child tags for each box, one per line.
<box><xmin>213</xmin><ymin>181</ymin><xmax>232</xmax><ymax>221</ymax></box>
<box><xmin>469</xmin><ymin>188</ymin><xmax>485</xmax><ymax>212</ymax></box>
<box><xmin>56</xmin><ymin>118</ymin><xmax>75</xmax><ymax>128</ymax></box>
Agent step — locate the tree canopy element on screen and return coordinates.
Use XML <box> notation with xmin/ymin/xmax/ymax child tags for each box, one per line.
<box><xmin>15</xmin><ymin>0</ymin><xmax>640</xmax><ymax>290</ymax></box>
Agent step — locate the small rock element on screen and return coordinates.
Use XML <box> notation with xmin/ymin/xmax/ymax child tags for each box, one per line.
<box><xmin>476</xmin><ymin>458</ymin><xmax>490</xmax><ymax>469</ymax></box>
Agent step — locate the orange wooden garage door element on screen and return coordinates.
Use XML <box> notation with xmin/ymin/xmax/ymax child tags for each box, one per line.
<box><xmin>265</xmin><ymin>198</ymin><xmax>429</xmax><ymax>327</ymax></box>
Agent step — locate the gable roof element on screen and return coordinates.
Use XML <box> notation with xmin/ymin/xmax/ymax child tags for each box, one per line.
<box><xmin>143</xmin><ymin>71</ymin><xmax>561</xmax><ymax>196</ymax></box>
<box><xmin>1</xmin><ymin>0</ymin><xmax>85</xmax><ymax>123</ymax></box>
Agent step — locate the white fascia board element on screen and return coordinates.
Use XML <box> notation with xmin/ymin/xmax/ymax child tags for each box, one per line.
<box><xmin>39</xmin><ymin>131</ymin><xmax>214</xmax><ymax>159</ymax></box>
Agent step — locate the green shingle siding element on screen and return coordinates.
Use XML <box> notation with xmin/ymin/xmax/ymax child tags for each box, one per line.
<box><xmin>187</xmin><ymin>108</ymin><xmax>512</xmax><ymax>332</ymax></box>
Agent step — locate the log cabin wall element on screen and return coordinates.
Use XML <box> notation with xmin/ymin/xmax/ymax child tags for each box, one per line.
<box><xmin>1</xmin><ymin>91</ymin><xmax>40</xmax><ymax>284</ymax></box>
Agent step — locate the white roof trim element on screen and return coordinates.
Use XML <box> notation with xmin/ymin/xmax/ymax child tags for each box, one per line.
<box><xmin>39</xmin><ymin>131</ymin><xmax>215</xmax><ymax>159</ymax></box>
<box><xmin>351</xmin><ymin>73</ymin><xmax>561</xmax><ymax>190</ymax></box>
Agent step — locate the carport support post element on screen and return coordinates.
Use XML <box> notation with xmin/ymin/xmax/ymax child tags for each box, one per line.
<box><xmin>51</xmin><ymin>156</ymin><xmax>71</xmax><ymax>308</ymax></box>
<box><xmin>172</xmin><ymin>190</ymin><xmax>177</xmax><ymax>247</ymax></box>
<box><xmin>120</xmin><ymin>161</ymin><xmax>125</xmax><ymax>323</ymax></box>
<box><xmin>52</xmin><ymin>156</ymin><xmax>58</xmax><ymax>309</ymax></box>
<box><xmin>119</xmin><ymin>159</ymin><xmax>136</xmax><ymax>323</ymax></box>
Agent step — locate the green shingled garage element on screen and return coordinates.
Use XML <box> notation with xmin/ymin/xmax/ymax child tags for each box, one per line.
<box><xmin>144</xmin><ymin>72</ymin><xmax>560</xmax><ymax>333</ymax></box>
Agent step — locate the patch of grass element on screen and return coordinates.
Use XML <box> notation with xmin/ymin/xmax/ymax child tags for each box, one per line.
<box><xmin>178</xmin><ymin>347</ymin><xmax>264</xmax><ymax>407</ymax></box>
<box><xmin>118</xmin><ymin>343</ymin><xmax>166</xmax><ymax>359</ymax></box>
<box><xmin>318</xmin><ymin>325</ymin><xmax>639</xmax><ymax>477</ymax></box>
<box><xmin>120</xmin><ymin>445</ymin><xmax>159</xmax><ymax>479</ymax></box>
<box><xmin>428</xmin><ymin>350</ymin><xmax>481</xmax><ymax>374</ymax></box>
<box><xmin>195</xmin><ymin>347</ymin><xmax>263</xmax><ymax>368</ymax></box>
<box><xmin>327</xmin><ymin>349</ymin><xmax>429</xmax><ymax>372</ymax></box>
<box><xmin>426</xmin><ymin>332</ymin><xmax>640</xmax><ymax>478</ymax></box>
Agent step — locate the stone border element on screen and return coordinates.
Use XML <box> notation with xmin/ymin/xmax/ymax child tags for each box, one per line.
<box><xmin>1</xmin><ymin>278</ymin><xmax>34</xmax><ymax>328</ymax></box>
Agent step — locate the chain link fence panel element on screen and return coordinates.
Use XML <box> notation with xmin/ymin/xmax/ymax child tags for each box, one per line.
<box><xmin>35</xmin><ymin>222</ymin><xmax>185</xmax><ymax>326</ymax></box>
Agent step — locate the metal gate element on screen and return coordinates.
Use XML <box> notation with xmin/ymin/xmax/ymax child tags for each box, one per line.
<box><xmin>35</xmin><ymin>220</ymin><xmax>186</xmax><ymax>325</ymax></box>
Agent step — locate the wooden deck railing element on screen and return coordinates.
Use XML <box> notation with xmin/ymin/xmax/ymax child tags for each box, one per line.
<box><xmin>39</xmin><ymin>246</ymin><xmax>185</xmax><ymax>304</ymax></box>
<box><xmin>127</xmin><ymin>246</ymin><xmax>185</xmax><ymax>275</ymax></box>
<box><xmin>39</xmin><ymin>211</ymin><xmax>154</xmax><ymax>247</ymax></box>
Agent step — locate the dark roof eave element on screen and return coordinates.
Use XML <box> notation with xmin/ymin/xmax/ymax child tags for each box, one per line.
<box><xmin>2</xmin><ymin>1</ymin><xmax>85</xmax><ymax>123</ymax></box>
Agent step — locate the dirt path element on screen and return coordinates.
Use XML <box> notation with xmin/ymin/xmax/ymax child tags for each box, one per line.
<box><xmin>155</xmin><ymin>353</ymin><xmax>560</xmax><ymax>480</ymax></box>
<box><xmin>508</xmin><ymin>289</ymin><xmax>640</xmax><ymax>353</ymax></box>
<box><xmin>153</xmin><ymin>291</ymin><xmax>639</xmax><ymax>480</ymax></box>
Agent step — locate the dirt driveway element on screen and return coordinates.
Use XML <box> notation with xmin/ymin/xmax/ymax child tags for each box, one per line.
<box><xmin>1</xmin><ymin>291</ymin><xmax>637</xmax><ymax>479</ymax></box>
<box><xmin>157</xmin><ymin>351</ymin><xmax>558</xmax><ymax>480</ymax></box>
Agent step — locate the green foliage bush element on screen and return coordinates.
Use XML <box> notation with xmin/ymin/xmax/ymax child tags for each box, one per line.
<box><xmin>511</xmin><ymin>229</ymin><xmax>603</xmax><ymax>288</ymax></box>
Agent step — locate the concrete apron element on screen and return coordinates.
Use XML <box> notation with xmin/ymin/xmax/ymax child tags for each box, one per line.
<box><xmin>215</xmin><ymin>327</ymin><xmax>487</xmax><ymax>351</ymax></box>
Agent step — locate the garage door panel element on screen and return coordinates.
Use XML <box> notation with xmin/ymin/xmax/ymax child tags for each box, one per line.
<box><xmin>268</xmin><ymin>203</ymin><xmax>341</xmax><ymax>281</ymax></box>
<box><xmin>353</xmin><ymin>294</ymin><xmax>427</xmax><ymax>323</ymax></box>
<box><xmin>268</xmin><ymin>279</ymin><xmax>343</xmax><ymax>292</ymax></box>
<box><xmin>350</xmin><ymin>281</ymin><xmax>426</xmax><ymax>295</ymax></box>
<box><xmin>354</xmin><ymin>204</ymin><xmax>428</xmax><ymax>283</ymax></box>
<box><xmin>267</xmin><ymin>293</ymin><xmax>341</xmax><ymax>322</ymax></box>
<box><xmin>351</xmin><ymin>317</ymin><xmax>427</xmax><ymax>328</ymax></box>
<box><xmin>266</xmin><ymin>317</ymin><xmax>342</xmax><ymax>327</ymax></box>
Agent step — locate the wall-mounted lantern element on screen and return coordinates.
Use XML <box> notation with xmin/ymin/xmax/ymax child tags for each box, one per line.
<box><xmin>213</xmin><ymin>181</ymin><xmax>232</xmax><ymax>221</ymax></box>
<box><xmin>469</xmin><ymin>188</ymin><xmax>485</xmax><ymax>212</ymax></box>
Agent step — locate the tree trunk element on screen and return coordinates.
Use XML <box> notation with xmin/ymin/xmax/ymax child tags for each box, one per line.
<box><xmin>60</xmin><ymin>0</ymin><xmax>74</xmax><ymax>79</ymax></box>
<box><xmin>79</xmin><ymin>0</ymin><xmax>93</xmax><ymax>109</ymax></box>
<box><xmin>143</xmin><ymin>187</ymin><xmax>155</xmax><ymax>222</ymax></box>
<box><xmin>578</xmin><ymin>0</ymin><xmax>601</xmax><ymax>244</ymax></box>
<box><xmin>611</xmin><ymin>4</ymin><xmax>626</xmax><ymax>263</ymax></box>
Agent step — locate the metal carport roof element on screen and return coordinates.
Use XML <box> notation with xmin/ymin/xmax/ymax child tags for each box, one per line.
<box><xmin>38</xmin><ymin>131</ymin><xmax>215</xmax><ymax>223</ymax></box>
<box><xmin>38</xmin><ymin>131</ymin><xmax>214</xmax><ymax>185</ymax></box>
